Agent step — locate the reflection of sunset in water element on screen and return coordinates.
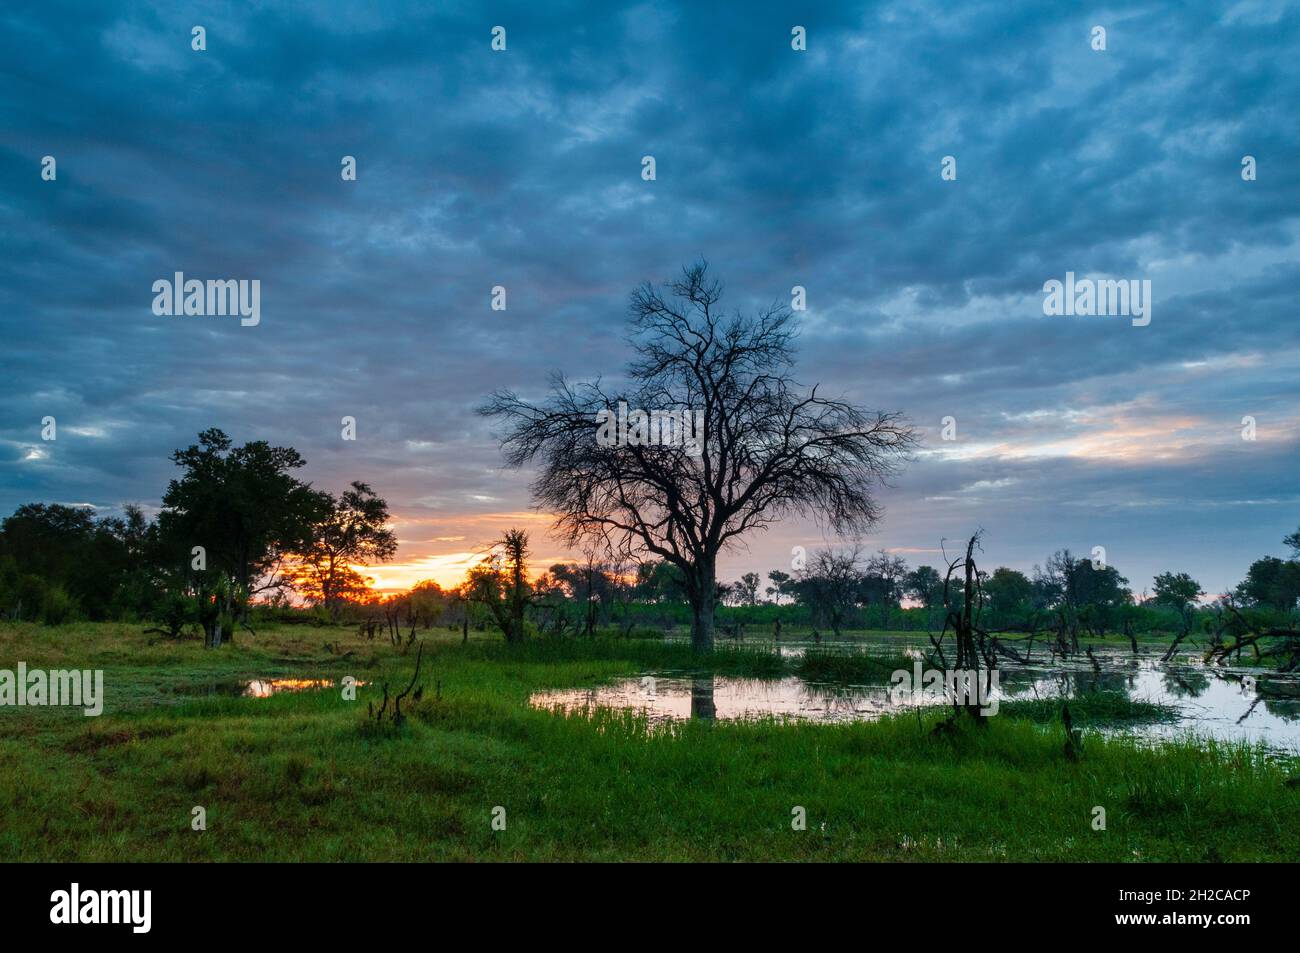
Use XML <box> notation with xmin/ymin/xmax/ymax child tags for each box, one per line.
<box><xmin>242</xmin><ymin>678</ymin><xmax>365</xmax><ymax>698</ymax></box>
<box><xmin>530</xmin><ymin>654</ymin><xmax>1300</xmax><ymax>746</ymax></box>
<box><xmin>532</xmin><ymin>675</ymin><xmax>894</xmax><ymax>725</ymax></box>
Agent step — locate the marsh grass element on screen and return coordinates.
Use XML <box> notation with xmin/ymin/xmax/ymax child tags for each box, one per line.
<box><xmin>0</xmin><ymin>621</ymin><xmax>1297</xmax><ymax>861</ymax></box>
<box><xmin>999</xmin><ymin>693</ymin><xmax>1180</xmax><ymax>727</ymax></box>
<box><xmin>791</xmin><ymin>646</ymin><xmax>914</xmax><ymax>683</ymax></box>
<box><xmin>462</xmin><ymin>635</ymin><xmax>787</xmax><ymax>677</ymax></box>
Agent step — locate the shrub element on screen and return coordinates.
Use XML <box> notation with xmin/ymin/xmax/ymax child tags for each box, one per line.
<box><xmin>40</xmin><ymin>584</ymin><xmax>78</xmax><ymax>625</ymax></box>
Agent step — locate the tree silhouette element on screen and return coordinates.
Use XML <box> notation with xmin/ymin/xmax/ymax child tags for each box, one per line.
<box><xmin>463</xmin><ymin>529</ymin><xmax>533</xmax><ymax>642</ymax></box>
<box><xmin>159</xmin><ymin>428</ymin><xmax>325</xmax><ymax>645</ymax></box>
<box><xmin>288</xmin><ymin>481</ymin><xmax>396</xmax><ymax>619</ymax></box>
<box><xmin>481</xmin><ymin>263</ymin><xmax>915</xmax><ymax>652</ymax></box>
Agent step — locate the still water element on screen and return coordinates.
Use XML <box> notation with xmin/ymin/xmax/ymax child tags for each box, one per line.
<box><xmin>530</xmin><ymin>640</ymin><xmax>1300</xmax><ymax>749</ymax></box>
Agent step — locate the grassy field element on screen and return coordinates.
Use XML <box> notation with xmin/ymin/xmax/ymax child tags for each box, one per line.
<box><xmin>1</xmin><ymin>622</ymin><xmax>1297</xmax><ymax>861</ymax></box>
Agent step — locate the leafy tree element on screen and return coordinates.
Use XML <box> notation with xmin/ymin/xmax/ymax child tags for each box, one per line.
<box><xmin>765</xmin><ymin>569</ymin><xmax>797</xmax><ymax>604</ymax></box>
<box><xmin>735</xmin><ymin>572</ymin><xmax>761</xmax><ymax>605</ymax></box>
<box><xmin>1284</xmin><ymin>526</ymin><xmax>1300</xmax><ymax>559</ymax></box>
<box><xmin>1152</xmin><ymin>571</ymin><xmax>1204</xmax><ymax>634</ymax></box>
<box><xmin>1030</xmin><ymin>557</ymin><xmax>1065</xmax><ymax>610</ymax></box>
<box><xmin>0</xmin><ymin>503</ymin><xmax>161</xmax><ymax>621</ymax></box>
<box><xmin>287</xmin><ymin>481</ymin><xmax>396</xmax><ymax>619</ymax></box>
<box><xmin>537</xmin><ymin>557</ymin><xmax>623</xmax><ymax>635</ymax></box>
<box><xmin>0</xmin><ymin>503</ymin><xmax>97</xmax><ymax>581</ymax></box>
<box><xmin>289</xmin><ymin>562</ymin><xmax>375</xmax><ymax>611</ymax></box>
<box><xmin>1069</xmin><ymin>558</ymin><xmax>1131</xmax><ymax>636</ymax></box>
<box><xmin>903</xmin><ymin>565</ymin><xmax>944</xmax><ymax>608</ymax></box>
<box><xmin>406</xmin><ymin>580</ymin><xmax>450</xmax><ymax>629</ymax></box>
<box><xmin>635</xmin><ymin>560</ymin><xmax>689</xmax><ymax>603</ymax></box>
<box><xmin>982</xmin><ymin>567</ymin><xmax>1033</xmax><ymax>624</ymax></box>
<box><xmin>463</xmin><ymin>529</ymin><xmax>532</xmax><ymax>642</ymax></box>
<box><xmin>1032</xmin><ymin>549</ymin><xmax>1130</xmax><ymax>636</ymax></box>
<box><xmin>106</xmin><ymin>504</ymin><xmax>165</xmax><ymax>619</ymax></box>
<box><xmin>159</xmin><ymin>428</ymin><xmax>326</xmax><ymax>645</ymax></box>
<box><xmin>1152</xmin><ymin>571</ymin><xmax>1204</xmax><ymax>608</ymax></box>
<box><xmin>1234</xmin><ymin>557</ymin><xmax>1300</xmax><ymax>611</ymax></box>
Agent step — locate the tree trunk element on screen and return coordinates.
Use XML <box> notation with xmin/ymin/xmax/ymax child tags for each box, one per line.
<box><xmin>690</xmin><ymin>559</ymin><xmax>716</xmax><ymax>653</ymax></box>
<box><xmin>509</xmin><ymin>557</ymin><xmax>527</xmax><ymax>642</ymax></box>
<box><xmin>690</xmin><ymin>675</ymin><xmax>717</xmax><ymax>721</ymax></box>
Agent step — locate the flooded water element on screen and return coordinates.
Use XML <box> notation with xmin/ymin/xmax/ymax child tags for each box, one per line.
<box><xmin>242</xmin><ymin>678</ymin><xmax>342</xmax><ymax>698</ymax></box>
<box><xmin>180</xmin><ymin>677</ymin><xmax>362</xmax><ymax>698</ymax></box>
<box><xmin>533</xmin><ymin>674</ymin><xmax>896</xmax><ymax>723</ymax></box>
<box><xmin>529</xmin><ymin>639</ymin><xmax>1300</xmax><ymax>750</ymax></box>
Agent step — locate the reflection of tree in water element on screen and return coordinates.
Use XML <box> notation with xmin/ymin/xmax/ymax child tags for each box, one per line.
<box><xmin>995</xmin><ymin>669</ymin><xmax>1042</xmax><ymax>695</ymax></box>
<box><xmin>799</xmin><ymin>681</ymin><xmax>879</xmax><ymax>717</ymax></box>
<box><xmin>1047</xmin><ymin>671</ymin><xmax>1077</xmax><ymax>699</ymax></box>
<box><xmin>1083</xmin><ymin>670</ymin><xmax>1134</xmax><ymax>694</ymax></box>
<box><xmin>1248</xmin><ymin>677</ymin><xmax>1300</xmax><ymax>723</ymax></box>
<box><xmin>1160</xmin><ymin>668</ymin><xmax>1209</xmax><ymax>698</ymax></box>
<box><xmin>1124</xmin><ymin>666</ymin><xmax>1142</xmax><ymax>694</ymax></box>
<box><xmin>978</xmin><ymin>653</ymin><xmax>1161</xmax><ymax>700</ymax></box>
<box><xmin>1108</xmin><ymin>657</ymin><xmax>1142</xmax><ymax>691</ymax></box>
<box><xmin>1011</xmin><ymin>668</ymin><xmax>1132</xmax><ymax>700</ymax></box>
<box><xmin>1258</xmin><ymin>695</ymin><xmax>1300</xmax><ymax>722</ymax></box>
<box><xmin>691</xmin><ymin>675</ymin><xmax>716</xmax><ymax>721</ymax></box>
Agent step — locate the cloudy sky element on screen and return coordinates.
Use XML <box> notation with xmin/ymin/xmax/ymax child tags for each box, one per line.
<box><xmin>3</xmin><ymin>1</ymin><xmax>1298</xmax><ymax>598</ymax></box>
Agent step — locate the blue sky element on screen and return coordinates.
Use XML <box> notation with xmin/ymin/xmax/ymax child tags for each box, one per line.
<box><xmin>2</xmin><ymin>1</ymin><xmax>1298</xmax><ymax>596</ymax></box>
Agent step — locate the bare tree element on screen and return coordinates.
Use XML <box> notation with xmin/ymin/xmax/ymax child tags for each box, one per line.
<box><xmin>798</xmin><ymin>546</ymin><xmax>865</xmax><ymax>637</ymax></box>
<box><xmin>865</xmin><ymin>550</ymin><xmax>909</xmax><ymax>603</ymax></box>
<box><xmin>480</xmin><ymin>263</ymin><xmax>916</xmax><ymax>652</ymax></box>
<box><xmin>929</xmin><ymin>533</ymin><xmax>997</xmax><ymax>724</ymax></box>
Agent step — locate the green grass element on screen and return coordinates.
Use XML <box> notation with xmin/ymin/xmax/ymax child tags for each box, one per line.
<box><xmin>464</xmin><ymin>635</ymin><xmax>788</xmax><ymax>677</ymax></box>
<box><xmin>998</xmin><ymin>693</ymin><xmax>1181</xmax><ymax>727</ymax></box>
<box><xmin>1</xmin><ymin>622</ymin><xmax>1297</xmax><ymax>861</ymax></box>
<box><xmin>790</xmin><ymin>646</ymin><xmax>913</xmax><ymax>683</ymax></box>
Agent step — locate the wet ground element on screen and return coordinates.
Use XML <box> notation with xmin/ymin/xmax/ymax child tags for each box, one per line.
<box><xmin>530</xmin><ymin>637</ymin><xmax>1300</xmax><ymax>749</ymax></box>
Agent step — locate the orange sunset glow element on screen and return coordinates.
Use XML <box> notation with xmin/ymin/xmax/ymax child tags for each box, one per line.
<box><xmin>355</xmin><ymin>510</ymin><xmax>573</xmax><ymax>593</ymax></box>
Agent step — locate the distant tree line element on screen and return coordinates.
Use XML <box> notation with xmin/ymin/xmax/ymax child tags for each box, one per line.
<box><xmin>2</xmin><ymin>426</ymin><xmax>1296</xmax><ymax>648</ymax></box>
<box><xmin>722</xmin><ymin>536</ymin><xmax>1300</xmax><ymax>639</ymax></box>
<box><xmin>0</xmin><ymin>428</ymin><xmax>395</xmax><ymax>646</ymax></box>
<box><xmin>364</xmin><ymin>528</ymin><xmax>1300</xmax><ymax>647</ymax></box>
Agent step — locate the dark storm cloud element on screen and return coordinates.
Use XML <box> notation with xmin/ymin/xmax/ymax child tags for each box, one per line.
<box><xmin>1</xmin><ymin>0</ymin><xmax>1297</xmax><ymax>595</ymax></box>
